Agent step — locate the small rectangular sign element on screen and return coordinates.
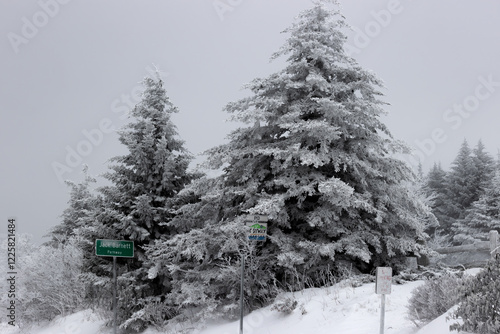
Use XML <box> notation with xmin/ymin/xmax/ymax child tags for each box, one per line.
<box><xmin>246</xmin><ymin>215</ymin><xmax>268</xmax><ymax>222</ymax></box>
<box><xmin>375</xmin><ymin>267</ymin><xmax>392</xmax><ymax>294</ymax></box>
<box><xmin>95</xmin><ymin>239</ymin><xmax>134</xmax><ymax>258</ymax></box>
<box><xmin>245</xmin><ymin>215</ymin><xmax>268</xmax><ymax>241</ymax></box>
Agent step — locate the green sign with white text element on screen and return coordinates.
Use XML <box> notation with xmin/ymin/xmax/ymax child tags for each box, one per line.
<box><xmin>95</xmin><ymin>239</ymin><xmax>134</xmax><ymax>258</ymax></box>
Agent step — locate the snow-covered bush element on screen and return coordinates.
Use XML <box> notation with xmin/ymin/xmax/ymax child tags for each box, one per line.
<box><xmin>407</xmin><ymin>271</ymin><xmax>463</xmax><ymax>326</ymax></box>
<box><xmin>450</xmin><ymin>256</ymin><xmax>500</xmax><ymax>333</ymax></box>
<box><xmin>271</xmin><ymin>297</ymin><xmax>298</xmax><ymax>314</ymax></box>
<box><xmin>2</xmin><ymin>235</ymin><xmax>86</xmax><ymax>326</ymax></box>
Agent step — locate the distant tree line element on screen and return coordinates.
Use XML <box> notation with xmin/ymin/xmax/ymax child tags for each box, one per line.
<box><xmin>422</xmin><ymin>139</ymin><xmax>500</xmax><ymax>245</ymax></box>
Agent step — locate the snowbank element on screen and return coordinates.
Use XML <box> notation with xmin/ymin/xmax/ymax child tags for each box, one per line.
<box><xmin>3</xmin><ymin>271</ymin><xmax>483</xmax><ymax>334</ymax></box>
<box><xmin>415</xmin><ymin>306</ymin><xmax>459</xmax><ymax>334</ymax></box>
<box><xmin>189</xmin><ymin>280</ymin><xmax>425</xmax><ymax>334</ymax></box>
<box><xmin>1</xmin><ymin>309</ymin><xmax>109</xmax><ymax>334</ymax></box>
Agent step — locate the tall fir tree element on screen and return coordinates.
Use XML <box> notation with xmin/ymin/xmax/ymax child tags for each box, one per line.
<box><xmin>453</xmin><ymin>171</ymin><xmax>500</xmax><ymax>244</ymax></box>
<box><xmin>445</xmin><ymin>139</ymin><xmax>476</xmax><ymax>223</ymax></box>
<box><xmin>88</xmin><ymin>74</ymin><xmax>195</xmax><ymax>331</ymax></box>
<box><xmin>451</xmin><ymin>140</ymin><xmax>496</xmax><ymax>244</ymax></box>
<box><xmin>422</xmin><ymin>140</ymin><xmax>494</xmax><ymax>243</ymax></box>
<box><xmin>148</xmin><ymin>0</ymin><xmax>433</xmax><ymax>323</ymax></box>
<box><xmin>423</xmin><ymin>162</ymin><xmax>453</xmax><ymax>237</ymax></box>
<box><xmin>46</xmin><ymin>165</ymin><xmax>98</xmax><ymax>246</ymax></box>
<box><xmin>471</xmin><ymin>139</ymin><xmax>494</xmax><ymax>202</ymax></box>
<box><xmin>496</xmin><ymin>150</ymin><xmax>500</xmax><ymax>171</ymax></box>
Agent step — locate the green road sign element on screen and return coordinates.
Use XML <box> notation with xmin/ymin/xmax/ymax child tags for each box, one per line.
<box><xmin>95</xmin><ymin>239</ymin><xmax>134</xmax><ymax>258</ymax></box>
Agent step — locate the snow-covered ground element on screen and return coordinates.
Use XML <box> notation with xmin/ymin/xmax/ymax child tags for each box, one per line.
<box><xmin>178</xmin><ymin>281</ymin><xmax>464</xmax><ymax>334</ymax></box>
<box><xmin>0</xmin><ymin>309</ymin><xmax>112</xmax><ymax>334</ymax></box>
<box><xmin>2</xmin><ymin>270</ymin><xmax>480</xmax><ymax>334</ymax></box>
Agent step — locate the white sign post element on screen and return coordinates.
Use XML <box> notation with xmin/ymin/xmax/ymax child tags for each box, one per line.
<box><xmin>376</xmin><ymin>267</ymin><xmax>392</xmax><ymax>334</ymax></box>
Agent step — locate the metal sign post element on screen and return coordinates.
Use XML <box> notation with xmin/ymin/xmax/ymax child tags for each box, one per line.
<box><xmin>380</xmin><ymin>294</ymin><xmax>386</xmax><ymax>334</ymax></box>
<box><xmin>95</xmin><ymin>239</ymin><xmax>134</xmax><ymax>334</ymax></box>
<box><xmin>113</xmin><ymin>256</ymin><xmax>117</xmax><ymax>334</ymax></box>
<box><xmin>375</xmin><ymin>267</ymin><xmax>392</xmax><ymax>334</ymax></box>
<box><xmin>240</xmin><ymin>215</ymin><xmax>268</xmax><ymax>334</ymax></box>
<box><xmin>239</xmin><ymin>253</ymin><xmax>245</xmax><ymax>334</ymax></box>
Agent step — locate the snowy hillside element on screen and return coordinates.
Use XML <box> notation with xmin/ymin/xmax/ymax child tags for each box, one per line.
<box><xmin>2</xmin><ymin>272</ymin><xmax>480</xmax><ymax>334</ymax></box>
<box><xmin>184</xmin><ymin>280</ymin><xmax>463</xmax><ymax>334</ymax></box>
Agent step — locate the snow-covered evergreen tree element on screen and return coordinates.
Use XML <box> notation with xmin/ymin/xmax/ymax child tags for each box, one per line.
<box><xmin>88</xmin><ymin>74</ymin><xmax>195</xmax><ymax>331</ymax></box>
<box><xmin>496</xmin><ymin>150</ymin><xmax>500</xmax><ymax>171</ymax></box>
<box><xmin>100</xmin><ymin>74</ymin><xmax>193</xmax><ymax>238</ymax></box>
<box><xmin>445</xmin><ymin>140</ymin><xmax>476</xmax><ymax>221</ymax></box>
<box><xmin>451</xmin><ymin>255</ymin><xmax>500</xmax><ymax>333</ymax></box>
<box><xmin>148</xmin><ymin>0</ymin><xmax>432</xmax><ymax>323</ymax></box>
<box><xmin>46</xmin><ymin>165</ymin><xmax>97</xmax><ymax>246</ymax></box>
<box><xmin>453</xmin><ymin>171</ymin><xmax>500</xmax><ymax>244</ymax></box>
<box><xmin>422</xmin><ymin>163</ymin><xmax>454</xmax><ymax>239</ymax></box>
<box><xmin>421</xmin><ymin>140</ymin><xmax>494</xmax><ymax>243</ymax></box>
<box><xmin>471</xmin><ymin>140</ymin><xmax>494</xmax><ymax>202</ymax></box>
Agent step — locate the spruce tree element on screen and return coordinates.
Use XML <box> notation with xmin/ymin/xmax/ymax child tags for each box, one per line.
<box><xmin>445</xmin><ymin>139</ymin><xmax>476</xmax><ymax>222</ymax></box>
<box><xmin>453</xmin><ymin>171</ymin><xmax>500</xmax><ymax>244</ymax></box>
<box><xmin>91</xmin><ymin>74</ymin><xmax>195</xmax><ymax>331</ymax></box>
<box><xmin>46</xmin><ymin>165</ymin><xmax>98</xmax><ymax>246</ymax></box>
<box><xmin>423</xmin><ymin>140</ymin><xmax>494</xmax><ymax>243</ymax></box>
<box><xmin>423</xmin><ymin>163</ymin><xmax>454</xmax><ymax>238</ymax></box>
<box><xmin>148</xmin><ymin>0</ymin><xmax>432</xmax><ymax>323</ymax></box>
<box><xmin>471</xmin><ymin>140</ymin><xmax>494</xmax><ymax>202</ymax></box>
<box><xmin>496</xmin><ymin>150</ymin><xmax>500</xmax><ymax>171</ymax></box>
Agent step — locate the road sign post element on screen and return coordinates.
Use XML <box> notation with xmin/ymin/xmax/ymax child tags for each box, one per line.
<box><xmin>113</xmin><ymin>256</ymin><xmax>117</xmax><ymax>334</ymax></box>
<box><xmin>239</xmin><ymin>252</ymin><xmax>245</xmax><ymax>334</ymax></box>
<box><xmin>96</xmin><ymin>240</ymin><xmax>134</xmax><ymax>334</ymax></box>
<box><xmin>376</xmin><ymin>267</ymin><xmax>392</xmax><ymax>334</ymax></box>
<box><xmin>240</xmin><ymin>215</ymin><xmax>268</xmax><ymax>334</ymax></box>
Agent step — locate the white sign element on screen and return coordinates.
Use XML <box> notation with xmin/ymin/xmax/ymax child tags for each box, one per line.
<box><xmin>375</xmin><ymin>267</ymin><xmax>392</xmax><ymax>295</ymax></box>
<box><xmin>245</xmin><ymin>215</ymin><xmax>268</xmax><ymax>241</ymax></box>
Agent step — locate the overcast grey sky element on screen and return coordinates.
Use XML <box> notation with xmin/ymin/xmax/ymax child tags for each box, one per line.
<box><xmin>1</xmin><ymin>0</ymin><xmax>500</xmax><ymax>245</ymax></box>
